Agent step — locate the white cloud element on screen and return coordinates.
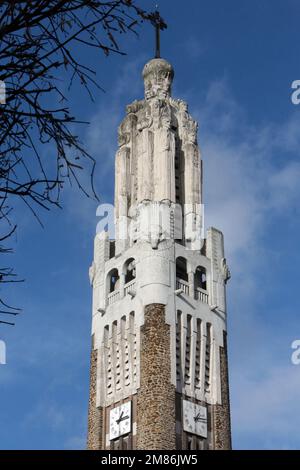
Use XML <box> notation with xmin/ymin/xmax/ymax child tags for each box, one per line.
<box><xmin>86</xmin><ymin>55</ymin><xmax>146</xmax><ymax>184</ymax></box>
<box><xmin>188</xmin><ymin>79</ymin><xmax>300</xmax><ymax>448</ymax></box>
<box><xmin>191</xmin><ymin>80</ymin><xmax>300</xmax><ymax>269</ymax></box>
<box><xmin>62</xmin><ymin>56</ymin><xmax>147</xmax><ymax>228</ymax></box>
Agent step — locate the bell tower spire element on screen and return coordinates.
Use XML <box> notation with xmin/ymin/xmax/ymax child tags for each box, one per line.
<box><xmin>87</xmin><ymin>28</ymin><xmax>232</xmax><ymax>451</ymax></box>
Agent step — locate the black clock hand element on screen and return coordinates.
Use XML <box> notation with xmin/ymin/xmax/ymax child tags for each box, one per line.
<box><xmin>116</xmin><ymin>411</ymin><xmax>124</xmax><ymax>424</ymax></box>
<box><xmin>118</xmin><ymin>414</ymin><xmax>129</xmax><ymax>423</ymax></box>
<box><xmin>194</xmin><ymin>413</ymin><xmax>206</xmax><ymax>423</ymax></box>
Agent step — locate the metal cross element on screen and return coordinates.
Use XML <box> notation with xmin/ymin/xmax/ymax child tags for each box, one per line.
<box><xmin>150</xmin><ymin>8</ymin><xmax>167</xmax><ymax>58</ymax></box>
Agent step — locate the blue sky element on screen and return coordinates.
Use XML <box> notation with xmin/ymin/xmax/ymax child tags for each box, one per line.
<box><xmin>1</xmin><ymin>0</ymin><xmax>300</xmax><ymax>449</ymax></box>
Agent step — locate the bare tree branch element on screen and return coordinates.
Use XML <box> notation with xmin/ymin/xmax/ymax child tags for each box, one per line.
<box><xmin>0</xmin><ymin>1</ymin><xmax>159</xmax><ymax>320</ymax></box>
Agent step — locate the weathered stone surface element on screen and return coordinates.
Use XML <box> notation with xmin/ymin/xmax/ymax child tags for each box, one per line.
<box><xmin>212</xmin><ymin>332</ymin><xmax>232</xmax><ymax>450</ymax></box>
<box><xmin>87</xmin><ymin>345</ymin><xmax>103</xmax><ymax>450</ymax></box>
<box><xmin>136</xmin><ymin>304</ymin><xmax>176</xmax><ymax>450</ymax></box>
<box><xmin>142</xmin><ymin>58</ymin><xmax>174</xmax><ymax>100</ymax></box>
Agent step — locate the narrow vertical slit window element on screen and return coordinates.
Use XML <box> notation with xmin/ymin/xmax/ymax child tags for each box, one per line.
<box><xmin>176</xmin><ymin>310</ymin><xmax>182</xmax><ymax>387</ymax></box>
<box><xmin>194</xmin><ymin>318</ymin><xmax>201</xmax><ymax>390</ymax></box>
<box><xmin>205</xmin><ymin>323</ymin><xmax>212</xmax><ymax>395</ymax></box>
<box><xmin>104</xmin><ymin>325</ymin><xmax>112</xmax><ymax>397</ymax></box>
<box><xmin>184</xmin><ymin>314</ymin><xmax>192</xmax><ymax>386</ymax></box>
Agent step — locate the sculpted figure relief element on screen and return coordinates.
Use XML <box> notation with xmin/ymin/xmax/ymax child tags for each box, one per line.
<box><xmin>186</xmin><ymin>117</ymin><xmax>198</xmax><ymax>144</ymax></box>
<box><xmin>118</xmin><ymin>114</ymin><xmax>136</xmax><ymax>147</ymax></box>
<box><xmin>136</xmin><ymin>103</ymin><xmax>152</xmax><ymax>131</ymax></box>
<box><xmin>151</xmin><ymin>98</ymin><xmax>161</xmax><ymax>129</ymax></box>
<box><xmin>151</xmin><ymin>98</ymin><xmax>172</xmax><ymax>131</ymax></box>
<box><xmin>221</xmin><ymin>257</ymin><xmax>231</xmax><ymax>284</ymax></box>
<box><xmin>175</xmin><ymin>99</ymin><xmax>198</xmax><ymax>144</ymax></box>
<box><xmin>126</xmin><ymin>99</ymin><xmax>144</xmax><ymax>115</ymax></box>
<box><xmin>160</xmin><ymin>102</ymin><xmax>172</xmax><ymax>129</ymax></box>
<box><xmin>144</xmin><ymin>69</ymin><xmax>172</xmax><ymax>100</ymax></box>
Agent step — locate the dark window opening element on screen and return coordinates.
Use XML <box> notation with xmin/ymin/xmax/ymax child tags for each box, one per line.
<box><xmin>108</xmin><ymin>268</ymin><xmax>119</xmax><ymax>293</ymax></box>
<box><xmin>109</xmin><ymin>241</ymin><xmax>115</xmax><ymax>259</ymax></box>
<box><xmin>195</xmin><ymin>266</ymin><xmax>207</xmax><ymax>290</ymax></box>
<box><xmin>176</xmin><ymin>257</ymin><xmax>188</xmax><ymax>282</ymax></box>
<box><xmin>124</xmin><ymin>258</ymin><xmax>136</xmax><ymax>284</ymax></box>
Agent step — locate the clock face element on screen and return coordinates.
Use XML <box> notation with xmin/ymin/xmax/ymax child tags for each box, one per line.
<box><xmin>183</xmin><ymin>399</ymin><xmax>207</xmax><ymax>438</ymax></box>
<box><xmin>109</xmin><ymin>401</ymin><xmax>131</xmax><ymax>441</ymax></box>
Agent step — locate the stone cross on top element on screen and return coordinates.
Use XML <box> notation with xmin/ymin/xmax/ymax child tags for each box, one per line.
<box><xmin>150</xmin><ymin>8</ymin><xmax>167</xmax><ymax>58</ymax></box>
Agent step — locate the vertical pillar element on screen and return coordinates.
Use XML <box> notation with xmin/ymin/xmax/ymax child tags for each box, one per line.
<box><xmin>153</xmin><ymin>128</ymin><xmax>175</xmax><ymax>202</ymax></box>
<box><xmin>212</xmin><ymin>332</ymin><xmax>232</xmax><ymax>449</ymax></box>
<box><xmin>87</xmin><ymin>341</ymin><xmax>103</xmax><ymax>449</ymax></box>
<box><xmin>136</xmin><ymin>129</ymin><xmax>153</xmax><ymax>203</ymax></box>
<box><xmin>188</xmin><ymin>270</ymin><xmax>194</xmax><ymax>299</ymax></box>
<box><xmin>136</xmin><ymin>304</ymin><xmax>176</xmax><ymax>450</ymax></box>
<box><xmin>119</xmin><ymin>272</ymin><xmax>126</xmax><ymax>299</ymax></box>
<box><xmin>115</xmin><ymin>147</ymin><xmax>130</xmax><ymax>256</ymax></box>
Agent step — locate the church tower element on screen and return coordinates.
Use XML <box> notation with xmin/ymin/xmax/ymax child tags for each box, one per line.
<box><xmin>87</xmin><ymin>53</ymin><xmax>231</xmax><ymax>450</ymax></box>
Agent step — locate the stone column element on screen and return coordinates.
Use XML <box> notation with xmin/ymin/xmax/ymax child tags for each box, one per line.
<box><xmin>188</xmin><ymin>270</ymin><xmax>194</xmax><ymax>299</ymax></box>
<box><xmin>115</xmin><ymin>147</ymin><xmax>130</xmax><ymax>255</ymax></box>
<box><xmin>212</xmin><ymin>332</ymin><xmax>232</xmax><ymax>450</ymax></box>
<box><xmin>136</xmin><ymin>304</ymin><xmax>176</xmax><ymax>450</ymax></box>
<box><xmin>119</xmin><ymin>272</ymin><xmax>126</xmax><ymax>299</ymax></box>
<box><xmin>87</xmin><ymin>342</ymin><xmax>103</xmax><ymax>450</ymax></box>
<box><xmin>153</xmin><ymin>128</ymin><xmax>175</xmax><ymax>202</ymax></box>
<box><xmin>136</xmin><ymin>128</ymin><xmax>153</xmax><ymax>203</ymax></box>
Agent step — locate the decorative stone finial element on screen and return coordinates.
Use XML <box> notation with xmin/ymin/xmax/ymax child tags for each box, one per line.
<box><xmin>142</xmin><ymin>58</ymin><xmax>174</xmax><ymax>100</ymax></box>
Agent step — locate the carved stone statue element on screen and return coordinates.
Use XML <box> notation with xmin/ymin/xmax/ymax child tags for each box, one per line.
<box><xmin>186</xmin><ymin>117</ymin><xmax>198</xmax><ymax>144</ymax></box>
<box><xmin>136</xmin><ymin>103</ymin><xmax>152</xmax><ymax>131</ymax></box>
<box><xmin>221</xmin><ymin>257</ymin><xmax>231</xmax><ymax>284</ymax></box>
<box><xmin>118</xmin><ymin>114</ymin><xmax>136</xmax><ymax>147</ymax></box>
<box><xmin>126</xmin><ymin>99</ymin><xmax>144</xmax><ymax>115</ymax></box>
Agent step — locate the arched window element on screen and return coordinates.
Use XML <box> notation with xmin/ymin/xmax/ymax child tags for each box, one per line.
<box><xmin>176</xmin><ymin>256</ymin><xmax>188</xmax><ymax>282</ymax></box>
<box><xmin>124</xmin><ymin>258</ymin><xmax>136</xmax><ymax>284</ymax></box>
<box><xmin>195</xmin><ymin>266</ymin><xmax>206</xmax><ymax>290</ymax></box>
<box><xmin>107</xmin><ymin>268</ymin><xmax>119</xmax><ymax>293</ymax></box>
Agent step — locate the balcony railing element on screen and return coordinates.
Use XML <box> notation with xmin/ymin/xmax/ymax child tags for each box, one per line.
<box><xmin>195</xmin><ymin>287</ymin><xmax>209</xmax><ymax>304</ymax></box>
<box><xmin>176</xmin><ymin>278</ymin><xmax>209</xmax><ymax>304</ymax></box>
<box><xmin>176</xmin><ymin>278</ymin><xmax>189</xmax><ymax>295</ymax></box>
<box><xmin>124</xmin><ymin>279</ymin><xmax>136</xmax><ymax>297</ymax></box>
<box><xmin>107</xmin><ymin>290</ymin><xmax>120</xmax><ymax>305</ymax></box>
